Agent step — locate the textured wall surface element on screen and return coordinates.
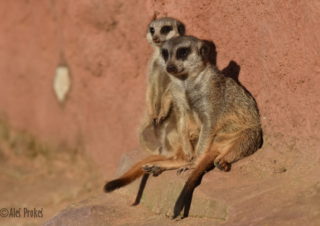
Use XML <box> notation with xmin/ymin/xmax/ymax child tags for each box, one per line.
<box><xmin>0</xmin><ymin>0</ymin><xmax>319</xmax><ymax>175</ymax></box>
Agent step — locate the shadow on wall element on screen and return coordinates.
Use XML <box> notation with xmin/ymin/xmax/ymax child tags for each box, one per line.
<box><xmin>206</xmin><ymin>39</ymin><xmax>240</xmax><ymax>82</ymax></box>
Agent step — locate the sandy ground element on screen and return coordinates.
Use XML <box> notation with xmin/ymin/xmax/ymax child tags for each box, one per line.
<box><xmin>1</xmin><ymin>140</ymin><xmax>320</xmax><ymax>226</ymax></box>
<box><xmin>0</xmin><ymin>127</ymin><xmax>102</xmax><ymax>226</ymax></box>
<box><xmin>1</xmin><ymin>120</ymin><xmax>320</xmax><ymax>226</ymax></box>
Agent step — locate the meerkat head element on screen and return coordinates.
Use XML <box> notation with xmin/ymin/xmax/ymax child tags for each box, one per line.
<box><xmin>161</xmin><ymin>36</ymin><xmax>213</xmax><ymax>80</ymax></box>
<box><xmin>146</xmin><ymin>17</ymin><xmax>185</xmax><ymax>47</ymax></box>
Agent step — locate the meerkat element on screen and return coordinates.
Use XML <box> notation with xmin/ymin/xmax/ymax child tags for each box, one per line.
<box><xmin>139</xmin><ymin>17</ymin><xmax>186</xmax><ymax>156</ymax></box>
<box><xmin>160</xmin><ymin>36</ymin><xmax>263</xmax><ymax>218</ymax></box>
<box><xmin>104</xmin><ymin>18</ymin><xmax>197</xmax><ymax>198</ymax></box>
<box><xmin>140</xmin><ymin>18</ymin><xmax>200</xmax><ymax>167</ymax></box>
<box><xmin>145</xmin><ymin>17</ymin><xmax>185</xmax><ymax>125</ymax></box>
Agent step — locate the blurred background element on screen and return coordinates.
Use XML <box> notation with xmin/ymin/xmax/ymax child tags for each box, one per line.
<box><xmin>0</xmin><ymin>0</ymin><xmax>319</xmax><ymax>225</ymax></box>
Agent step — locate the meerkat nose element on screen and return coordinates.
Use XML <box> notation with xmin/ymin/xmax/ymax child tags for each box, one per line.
<box><xmin>153</xmin><ymin>36</ymin><xmax>160</xmax><ymax>42</ymax></box>
<box><xmin>166</xmin><ymin>64</ymin><xmax>178</xmax><ymax>74</ymax></box>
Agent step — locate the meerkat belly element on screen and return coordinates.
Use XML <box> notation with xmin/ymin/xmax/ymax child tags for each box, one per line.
<box><xmin>150</xmin><ymin>68</ymin><xmax>171</xmax><ymax>113</ymax></box>
<box><xmin>170</xmin><ymin>82</ymin><xmax>190</xmax><ymax>112</ymax></box>
<box><xmin>158</xmin><ymin>70</ymin><xmax>171</xmax><ymax>93</ymax></box>
<box><xmin>186</xmin><ymin>88</ymin><xmax>208</xmax><ymax>123</ymax></box>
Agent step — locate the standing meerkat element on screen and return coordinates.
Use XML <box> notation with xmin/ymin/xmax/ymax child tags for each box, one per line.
<box><xmin>139</xmin><ymin>17</ymin><xmax>186</xmax><ymax>156</ymax></box>
<box><xmin>160</xmin><ymin>36</ymin><xmax>263</xmax><ymax>218</ymax></box>
<box><xmin>104</xmin><ymin>18</ymin><xmax>196</xmax><ymax>200</ymax></box>
<box><xmin>145</xmin><ymin>17</ymin><xmax>185</xmax><ymax>125</ymax></box>
<box><xmin>139</xmin><ymin>17</ymin><xmax>200</xmax><ymax>166</ymax></box>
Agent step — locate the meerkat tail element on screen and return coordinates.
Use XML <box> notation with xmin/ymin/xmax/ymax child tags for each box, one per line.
<box><xmin>104</xmin><ymin>155</ymin><xmax>168</xmax><ymax>193</ymax></box>
<box><xmin>172</xmin><ymin>152</ymin><xmax>218</xmax><ymax>219</ymax></box>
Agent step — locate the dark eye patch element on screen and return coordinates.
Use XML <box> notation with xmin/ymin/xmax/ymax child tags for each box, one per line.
<box><xmin>149</xmin><ymin>27</ymin><xmax>155</xmax><ymax>35</ymax></box>
<box><xmin>160</xmin><ymin>26</ymin><xmax>173</xmax><ymax>34</ymax></box>
<box><xmin>176</xmin><ymin>47</ymin><xmax>191</xmax><ymax>60</ymax></box>
<box><xmin>161</xmin><ymin>49</ymin><xmax>169</xmax><ymax>62</ymax></box>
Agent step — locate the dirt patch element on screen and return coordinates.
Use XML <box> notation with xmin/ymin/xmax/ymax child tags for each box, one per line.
<box><xmin>0</xmin><ymin>119</ymin><xmax>102</xmax><ymax>226</ymax></box>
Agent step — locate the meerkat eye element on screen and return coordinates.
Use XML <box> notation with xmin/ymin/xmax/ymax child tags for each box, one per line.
<box><xmin>176</xmin><ymin>47</ymin><xmax>191</xmax><ymax>60</ymax></box>
<box><xmin>160</xmin><ymin>26</ymin><xmax>173</xmax><ymax>34</ymax></box>
<box><xmin>161</xmin><ymin>49</ymin><xmax>169</xmax><ymax>62</ymax></box>
<box><xmin>149</xmin><ymin>27</ymin><xmax>155</xmax><ymax>35</ymax></box>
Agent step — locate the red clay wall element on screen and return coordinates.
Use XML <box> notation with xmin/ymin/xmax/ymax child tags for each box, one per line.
<box><xmin>0</xmin><ymin>0</ymin><xmax>319</xmax><ymax>175</ymax></box>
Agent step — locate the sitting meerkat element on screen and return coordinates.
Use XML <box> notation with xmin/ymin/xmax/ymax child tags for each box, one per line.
<box><xmin>160</xmin><ymin>36</ymin><xmax>263</xmax><ymax>218</ymax></box>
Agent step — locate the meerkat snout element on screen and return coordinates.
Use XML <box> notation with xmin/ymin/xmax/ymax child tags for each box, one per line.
<box><xmin>152</xmin><ymin>36</ymin><xmax>160</xmax><ymax>43</ymax></box>
<box><xmin>166</xmin><ymin>64</ymin><xmax>178</xmax><ymax>74</ymax></box>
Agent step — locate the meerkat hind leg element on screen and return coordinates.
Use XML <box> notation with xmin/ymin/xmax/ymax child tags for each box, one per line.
<box><xmin>213</xmin><ymin>129</ymin><xmax>260</xmax><ymax>172</ymax></box>
<box><xmin>211</xmin><ymin>139</ymin><xmax>234</xmax><ymax>172</ymax></box>
<box><xmin>131</xmin><ymin>174</ymin><xmax>150</xmax><ymax>206</ymax></box>
<box><xmin>142</xmin><ymin>159</ymin><xmax>193</xmax><ymax>176</ymax></box>
<box><xmin>172</xmin><ymin>151</ymin><xmax>219</xmax><ymax>219</ymax></box>
<box><xmin>104</xmin><ymin>155</ymin><xmax>169</xmax><ymax>192</ymax></box>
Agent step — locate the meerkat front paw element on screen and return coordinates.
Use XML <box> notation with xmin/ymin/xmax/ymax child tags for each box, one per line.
<box><xmin>152</xmin><ymin>118</ymin><xmax>158</xmax><ymax>127</ymax></box>
<box><xmin>148</xmin><ymin>114</ymin><xmax>159</xmax><ymax>127</ymax></box>
<box><xmin>156</xmin><ymin>108</ymin><xmax>170</xmax><ymax>125</ymax></box>
<box><xmin>189</xmin><ymin>132</ymin><xmax>199</xmax><ymax>142</ymax></box>
<box><xmin>184</xmin><ymin>152</ymin><xmax>195</xmax><ymax>162</ymax></box>
<box><xmin>142</xmin><ymin>164</ymin><xmax>164</xmax><ymax>176</ymax></box>
<box><xmin>155</xmin><ymin>115</ymin><xmax>166</xmax><ymax>125</ymax></box>
<box><xmin>176</xmin><ymin>166</ymin><xmax>190</xmax><ymax>175</ymax></box>
<box><xmin>214</xmin><ymin>159</ymin><xmax>231</xmax><ymax>172</ymax></box>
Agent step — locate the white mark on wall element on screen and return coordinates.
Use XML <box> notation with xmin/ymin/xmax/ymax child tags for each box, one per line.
<box><xmin>53</xmin><ymin>65</ymin><xmax>71</xmax><ymax>103</ymax></box>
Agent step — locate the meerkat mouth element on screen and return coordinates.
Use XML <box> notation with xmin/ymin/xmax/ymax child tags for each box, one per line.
<box><xmin>153</xmin><ymin>40</ymin><xmax>164</xmax><ymax>46</ymax></box>
<box><xmin>171</xmin><ymin>72</ymin><xmax>188</xmax><ymax>80</ymax></box>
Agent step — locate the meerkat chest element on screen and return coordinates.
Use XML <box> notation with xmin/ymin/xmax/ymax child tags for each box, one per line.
<box><xmin>170</xmin><ymin>80</ymin><xmax>191</xmax><ymax>112</ymax></box>
<box><xmin>185</xmin><ymin>81</ymin><xmax>207</xmax><ymax>112</ymax></box>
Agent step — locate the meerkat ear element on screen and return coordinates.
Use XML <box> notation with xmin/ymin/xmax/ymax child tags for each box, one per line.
<box><xmin>200</xmin><ymin>40</ymin><xmax>215</xmax><ymax>63</ymax></box>
<box><xmin>177</xmin><ymin>21</ymin><xmax>185</xmax><ymax>35</ymax></box>
<box><xmin>151</xmin><ymin>12</ymin><xmax>159</xmax><ymax>21</ymax></box>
